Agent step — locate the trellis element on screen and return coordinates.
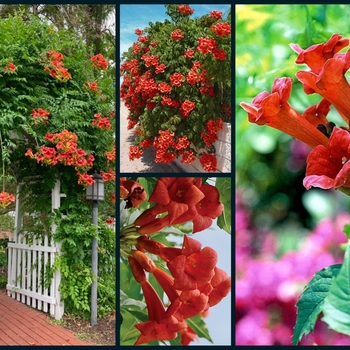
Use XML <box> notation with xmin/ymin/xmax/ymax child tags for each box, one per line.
<box><xmin>6</xmin><ymin>180</ymin><xmax>65</xmax><ymax>320</ymax></box>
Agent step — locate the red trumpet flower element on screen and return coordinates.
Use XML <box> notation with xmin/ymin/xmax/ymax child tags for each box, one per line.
<box><xmin>290</xmin><ymin>33</ymin><xmax>349</xmax><ymax>75</ymax></box>
<box><xmin>304</xmin><ymin>127</ymin><xmax>350</xmax><ymax>190</ymax></box>
<box><xmin>128</xmin><ymin>254</ymin><xmax>186</xmax><ymax>345</ymax></box>
<box><xmin>135</xmin><ymin>177</ymin><xmax>223</xmax><ymax>234</ymax></box>
<box><xmin>240</xmin><ymin>77</ymin><xmax>329</xmax><ymax>149</ymax></box>
<box><xmin>167</xmin><ymin>236</ymin><xmax>218</xmax><ymax>290</ymax></box>
<box><xmin>120</xmin><ymin>177</ymin><xmax>147</xmax><ymax>208</ymax></box>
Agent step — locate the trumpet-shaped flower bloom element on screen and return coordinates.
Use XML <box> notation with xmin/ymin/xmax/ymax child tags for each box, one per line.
<box><xmin>290</xmin><ymin>33</ymin><xmax>349</xmax><ymax>74</ymax></box>
<box><xmin>303</xmin><ymin>127</ymin><xmax>350</xmax><ymax>190</ymax></box>
<box><xmin>205</xmin><ymin>266</ymin><xmax>231</xmax><ymax>307</ymax></box>
<box><xmin>166</xmin><ymin>236</ymin><xmax>218</xmax><ymax>290</ymax></box>
<box><xmin>134</xmin><ymin>178</ymin><xmax>205</xmax><ymax>233</ymax></box>
<box><xmin>296</xmin><ymin>52</ymin><xmax>350</xmax><ymax>124</ymax></box>
<box><xmin>120</xmin><ymin>178</ymin><xmax>147</xmax><ymax>208</ymax></box>
<box><xmin>240</xmin><ymin>77</ymin><xmax>329</xmax><ymax>149</ymax></box>
<box><xmin>301</xmin><ymin>98</ymin><xmax>331</xmax><ymax>128</ymax></box>
<box><xmin>135</xmin><ymin>177</ymin><xmax>223</xmax><ymax>234</ymax></box>
<box><xmin>128</xmin><ymin>255</ymin><xmax>186</xmax><ymax>345</ymax></box>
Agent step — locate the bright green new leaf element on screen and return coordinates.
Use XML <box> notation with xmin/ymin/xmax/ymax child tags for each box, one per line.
<box><xmin>322</xmin><ymin>242</ymin><xmax>350</xmax><ymax>336</ymax></box>
<box><xmin>215</xmin><ymin>177</ymin><xmax>231</xmax><ymax>234</ymax></box>
<box><xmin>292</xmin><ymin>264</ymin><xmax>342</xmax><ymax>345</ymax></box>
<box><xmin>186</xmin><ymin>315</ymin><xmax>213</xmax><ymax>343</ymax></box>
<box><xmin>343</xmin><ymin>224</ymin><xmax>350</xmax><ymax>240</ymax></box>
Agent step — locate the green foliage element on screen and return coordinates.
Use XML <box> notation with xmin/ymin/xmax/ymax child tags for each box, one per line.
<box><xmin>0</xmin><ymin>249</ymin><xmax>6</xmax><ymax>267</ymax></box>
<box><xmin>216</xmin><ymin>177</ymin><xmax>231</xmax><ymax>234</ymax></box>
<box><xmin>0</xmin><ymin>11</ymin><xmax>115</xmax><ymax>320</ymax></box>
<box><xmin>0</xmin><ymin>273</ymin><xmax>6</xmax><ymax>288</ymax></box>
<box><xmin>322</xmin><ymin>242</ymin><xmax>350</xmax><ymax>337</ymax></box>
<box><xmin>0</xmin><ymin>12</ymin><xmax>115</xmax><ymax>183</ymax></box>
<box><xmin>293</xmin><ymin>264</ymin><xmax>342</xmax><ymax>345</ymax></box>
<box><xmin>53</xmin><ymin>196</ymin><xmax>115</xmax><ymax>318</ymax></box>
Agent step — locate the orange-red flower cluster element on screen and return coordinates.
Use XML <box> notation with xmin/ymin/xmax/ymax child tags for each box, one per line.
<box><xmin>197</xmin><ymin>36</ymin><xmax>217</xmax><ymax>55</ymax></box>
<box><xmin>152</xmin><ymin>130</ymin><xmax>175</xmax><ymax>164</ymax></box>
<box><xmin>84</xmin><ymin>81</ymin><xmax>99</xmax><ymax>91</ymax></box>
<box><xmin>155</xmin><ymin>63</ymin><xmax>166</xmax><ymax>74</ymax></box>
<box><xmin>91</xmin><ymin>53</ymin><xmax>108</xmax><ymax>70</ymax></box>
<box><xmin>181</xmin><ymin>150</ymin><xmax>196</xmax><ymax>164</ymax></box>
<box><xmin>105</xmin><ymin>144</ymin><xmax>116</xmax><ymax>164</ymax></box>
<box><xmin>199</xmin><ymin>153</ymin><xmax>217</xmax><ymax>172</ymax></box>
<box><xmin>180</xmin><ymin>100</ymin><xmax>195</xmax><ymax>117</ymax></box>
<box><xmin>132</xmin><ymin>42</ymin><xmax>142</xmax><ymax>54</ymax></box>
<box><xmin>197</xmin><ymin>36</ymin><xmax>227</xmax><ymax>61</ymax></box>
<box><xmin>77</xmin><ymin>172</ymin><xmax>95</xmax><ymax>186</ymax></box>
<box><xmin>158</xmin><ymin>82</ymin><xmax>172</xmax><ymax>93</ymax></box>
<box><xmin>25</xmin><ymin>130</ymin><xmax>95</xmax><ymax>185</ymax></box>
<box><xmin>91</xmin><ymin>113</ymin><xmax>111</xmax><ymax>130</ymax></box>
<box><xmin>201</xmin><ymin>118</ymin><xmax>223</xmax><ymax>147</ymax></box>
<box><xmin>134</xmin><ymin>177</ymin><xmax>224</xmax><ymax>234</ymax></box>
<box><xmin>135</xmin><ymin>28</ymin><xmax>144</xmax><ymax>36</ymax></box>
<box><xmin>209</xmin><ymin>10</ymin><xmax>223</xmax><ymax>19</ymax></box>
<box><xmin>129</xmin><ymin>145</ymin><xmax>143</xmax><ymax>161</ymax></box>
<box><xmin>169</xmin><ymin>72</ymin><xmax>185</xmax><ymax>87</ymax></box>
<box><xmin>170</xmin><ymin>29</ymin><xmax>184</xmax><ymax>41</ymax></box>
<box><xmin>184</xmin><ymin>48</ymin><xmax>195</xmax><ymax>59</ymax></box>
<box><xmin>31</xmin><ymin>108</ymin><xmax>50</xmax><ymax>125</ymax></box>
<box><xmin>101</xmin><ymin>168</ymin><xmax>116</xmax><ymax>182</ymax></box>
<box><xmin>0</xmin><ymin>191</ymin><xmax>15</xmax><ymax>208</ymax></box>
<box><xmin>3</xmin><ymin>62</ymin><xmax>16</xmax><ymax>71</ymax></box>
<box><xmin>43</xmin><ymin>50</ymin><xmax>72</xmax><ymax>82</ymax></box>
<box><xmin>105</xmin><ymin>218</ymin><xmax>115</xmax><ymax>225</ymax></box>
<box><xmin>129</xmin><ymin>234</ymin><xmax>231</xmax><ymax>345</ymax></box>
<box><xmin>210</xmin><ymin>22</ymin><xmax>231</xmax><ymax>37</ymax></box>
<box><xmin>110</xmin><ymin>193</ymin><xmax>116</xmax><ymax>204</ymax></box>
<box><xmin>141</xmin><ymin>53</ymin><xmax>159</xmax><ymax>68</ymax></box>
<box><xmin>177</xmin><ymin>5</ymin><xmax>194</xmax><ymax>15</ymax></box>
<box><xmin>138</xmin><ymin>35</ymin><xmax>149</xmax><ymax>44</ymax></box>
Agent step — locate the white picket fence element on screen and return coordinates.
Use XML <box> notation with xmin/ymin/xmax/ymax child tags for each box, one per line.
<box><xmin>6</xmin><ymin>181</ymin><xmax>65</xmax><ymax>320</ymax></box>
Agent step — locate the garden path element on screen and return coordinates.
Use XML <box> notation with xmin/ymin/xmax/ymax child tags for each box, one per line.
<box><xmin>0</xmin><ymin>291</ymin><xmax>94</xmax><ymax>346</ymax></box>
<box><xmin>119</xmin><ymin>100</ymin><xmax>184</xmax><ymax>173</ymax></box>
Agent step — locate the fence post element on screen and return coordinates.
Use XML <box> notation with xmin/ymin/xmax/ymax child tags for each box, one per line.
<box><xmin>51</xmin><ymin>180</ymin><xmax>65</xmax><ymax>320</ymax></box>
<box><xmin>7</xmin><ymin>185</ymin><xmax>22</xmax><ymax>298</ymax></box>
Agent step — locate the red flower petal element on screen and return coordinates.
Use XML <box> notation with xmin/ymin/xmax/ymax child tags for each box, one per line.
<box><xmin>304</xmin><ymin>128</ymin><xmax>350</xmax><ymax>190</ymax></box>
<box><xmin>208</xmin><ymin>267</ymin><xmax>231</xmax><ymax>307</ymax></box>
<box><xmin>182</xmin><ymin>235</ymin><xmax>202</xmax><ymax>256</ymax></box>
<box><xmin>148</xmin><ymin>179</ymin><xmax>171</xmax><ymax>205</ymax></box>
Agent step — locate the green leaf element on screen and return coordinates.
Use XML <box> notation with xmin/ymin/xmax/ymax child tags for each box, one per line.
<box><xmin>292</xmin><ymin>263</ymin><xmax>342</xmax><ymax>345</ymax></box>
<box><xmin>343</xmin><ymin>224</ymin><xmax>350</xmax><ymax>240</ymax></box>
<box><xmin>120</xmin><ymin>290</ymin><xmax>146</xmax><ymax>309</ymax></box>
<box><xmin>322</xmin><ymin>242</ymin><xmax>350</xmax><ymax>336</ymax></box>
<box><xmin>120</xmin><ymin>308</ymin><xmax>141</xmax><ymax>345</ymax></box>
<box><xmin>215</xmin><ymin>177</ymin><xmax>231</xmax><ymax>234</ymax></box>
<box><xmin>186</xmin><ymin>314</ymin><xmax>213</xmax><ymax>343</ymax></box>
